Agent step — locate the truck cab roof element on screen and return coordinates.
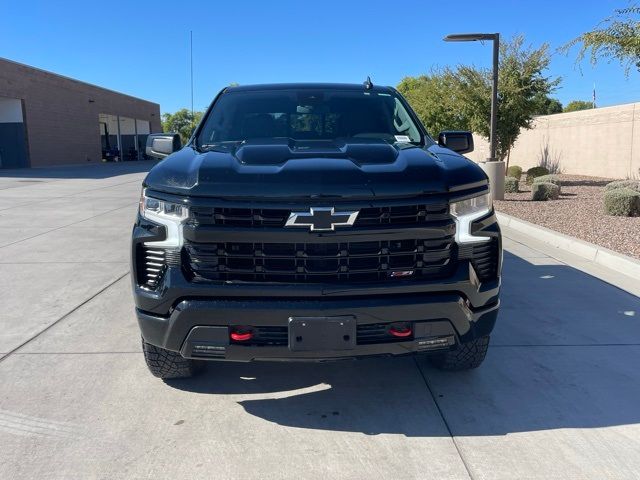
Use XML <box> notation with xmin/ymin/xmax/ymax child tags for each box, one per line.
<box><xmin>224</xmin><ymin>82</ymin><xmax>395</xmax><ymax>94</ymax></box>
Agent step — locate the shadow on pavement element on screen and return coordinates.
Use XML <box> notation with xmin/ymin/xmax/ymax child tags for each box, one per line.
<box><xmin>0</xmin><ymin>161</ymin><xmax>157</xmax><ymax>180</ymax></box>
<box><xmin>169</xmin><ymin>356</ymin><xmax>449</xmax><ymax>437</ymax></box>
<box><xmin>166</xmin><ymin>253</ymin><xmax>640</xmax><ymax>437</ymax></box>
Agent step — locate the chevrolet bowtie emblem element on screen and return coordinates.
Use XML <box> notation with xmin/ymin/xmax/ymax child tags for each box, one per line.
<box><xmin>285</xmin><ymin>207</ymin><xmax>359</xmax><ymax>231</ymax></box>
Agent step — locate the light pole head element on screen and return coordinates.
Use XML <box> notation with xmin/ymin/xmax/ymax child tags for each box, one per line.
<box><xmin>443</xmin><ymin>33</ymin><xmax>498</xmax><ymax>42</ymax></box>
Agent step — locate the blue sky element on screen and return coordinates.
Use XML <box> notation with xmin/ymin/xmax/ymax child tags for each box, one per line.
<box><xmin>2</xmin><ymin>0</ymin><xmax>638</xmax><ymax>114</ymax></box>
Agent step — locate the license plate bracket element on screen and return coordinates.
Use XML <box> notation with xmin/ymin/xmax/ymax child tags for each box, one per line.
<box><xmin>288</xmin><ymin>316</ymin><xmax>356</xmax><ymax>352</ymax></box>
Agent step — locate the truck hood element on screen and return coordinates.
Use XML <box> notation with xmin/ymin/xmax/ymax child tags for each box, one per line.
<box><xmin>144</xmin><ymin>139</ymin><xmax>487</xmax><ymax>200</ymax></box>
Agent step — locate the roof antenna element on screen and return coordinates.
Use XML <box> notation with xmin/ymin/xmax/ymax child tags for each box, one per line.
<box><xmin>363</xmin><ymin>76</ymin><xmax>373</xmax><ymax>90</ymax></box>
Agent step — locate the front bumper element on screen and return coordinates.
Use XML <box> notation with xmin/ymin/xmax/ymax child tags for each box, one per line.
<box><xmin>137</xmin><ymin>293</ymin><xmax>498</xmax><ymax>361</ymax></box>
<box><xmin>132</xmin><ymin>208</ymin><xmax>502</xmax><ymax>362</ymax></box>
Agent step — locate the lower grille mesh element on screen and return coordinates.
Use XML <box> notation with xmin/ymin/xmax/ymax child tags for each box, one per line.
<box><xmin>357</xmin><ymin>323</ymin><xmax>412</xmax><ymax>344</ymax></box>
<box><xmin>232</xmin><ymin>326</ymin><xmax>288</xmax><ymax>346</ymax></box>
<box><xmin>230</xmin><ymin>324</ymin><xmax>412</xmax><ymax>346</ymax></box>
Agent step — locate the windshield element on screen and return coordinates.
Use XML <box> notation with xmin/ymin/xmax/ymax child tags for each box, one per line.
<box><xmin>197</xmin><ymin>88</ymin><xmax>424</xmax><ymax>147</ymax></box>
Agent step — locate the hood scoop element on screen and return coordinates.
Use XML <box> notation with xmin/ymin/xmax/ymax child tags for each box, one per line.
<box><xmin>233</xmin><ymin>139</ymin><xmax>400</xmax><ymax>166</ymax></box>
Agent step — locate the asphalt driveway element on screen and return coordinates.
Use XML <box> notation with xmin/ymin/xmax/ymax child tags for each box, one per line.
<box><xmin>1</xmin><ymin>162</ymin><xmax>639</xmax><ymax>479</ymax></box>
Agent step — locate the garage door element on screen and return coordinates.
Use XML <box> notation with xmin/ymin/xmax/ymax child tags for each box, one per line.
<box><xmin>0</xmin><ymin>97</ymin><xmax>28</xmax><ymax>169</ymax></box>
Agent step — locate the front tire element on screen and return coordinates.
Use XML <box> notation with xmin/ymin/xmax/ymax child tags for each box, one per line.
<box><xmin>142</xmin><ymin>338</ymin><xmax>201</xmax><ymax>379</ymax></box>
<box><xmin>430</xmin><ymin>335</ymin><xmax>490</xmax><ymax>371</ymax></box>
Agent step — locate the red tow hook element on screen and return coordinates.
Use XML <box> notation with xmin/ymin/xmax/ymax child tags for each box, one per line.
<box><xmin>389</xmin><ymin>324</ymin><xmax>412</xmax><ymax>338</ymax></box>
<box><xmin>230</xmin><ymin>329</ymin><xmax>253</xmax><ymax>342</ymax></box>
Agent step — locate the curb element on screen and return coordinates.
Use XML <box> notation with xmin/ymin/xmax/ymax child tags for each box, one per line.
<box><xmin>496</xmin><ymin>211</ymin><xmax>640</xmax><ymax>280</ymax></box>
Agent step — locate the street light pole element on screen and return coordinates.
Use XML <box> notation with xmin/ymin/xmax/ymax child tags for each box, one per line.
<box><xmin>489</xmin><ymin>33</ymin><xmax>499</xmax><ymax>162</ymax></box>
<box><xmin>444</xmin><ymin>33</ymin><xmax>504</xmax><ymax>200</ymax></box>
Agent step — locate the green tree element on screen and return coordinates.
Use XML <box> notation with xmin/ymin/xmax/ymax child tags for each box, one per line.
<box><xmin>161</xmin><ymin>108</ymin><xmax>204</xmax><ymax>145</ymax></box>
<box><xmin>532</xmin><ymin>94</ymin><xmax>563</xmax><ymax>115</ymax></box>
<box><xmin>397</xmin><ymin>71</ymin><xmax>469</xmax><ymax>135</ymax></box>
<box><xmin>563</xmin><ymin>100</ymin><xmax>594</xmax><ymax>112</ymax></box>
<box><xmin>399</xmin><ymin>36</ymin><xmax>560</xmax><ymax>163</ymax></box>
<box><xmin>562</xmin><ymin>5</ymin><xmax>640</xmax><ymax>75</ymax></box>
<box><xmin>463</xmin><ymin>36</ymin><xmax>560</xmax><ymax>162</ymax></box>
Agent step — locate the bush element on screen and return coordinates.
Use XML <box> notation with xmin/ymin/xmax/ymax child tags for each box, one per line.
<box><xmin>603</xmin><ymin>188</ymin><xmax>640</xmax><ymax>216</ymax></box>
<box><xmin>531</xmin><ymin>182</ymin><xmax>560</xmax><ymax>201</ymax></box>
<box><xmin>533</xmin><ymin>174</ymin><xmax>562</xmax><ymax>187</ymax></box>
<box><xmin>604</xmin><ymin>180</ymin><xmax>640</xmax><ymax>192</ymax></box>
<box><xmin>506</xmin><ymin>165</ymin><xmax>522</xmax><ymax>180</ymax></box>
<box><xmin>526</xmin><ymin>166</ymin><xmax>550</xmax><ymax>184</ymax></box>
<box><xmin>504</xmin><ymin>176</ymin><xmax>519</xmax><ymax>193</ymax></box>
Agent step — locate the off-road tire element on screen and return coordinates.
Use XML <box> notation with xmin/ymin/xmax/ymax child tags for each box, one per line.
<box><xmin>142</xmin><ymin>338</ymin><xmax>201</xmax><ymax>379</ymax></box>
<box><xmin>430</xmin><ymin>335</ymin><xmax>490</xmax><ymax>371</ymax></box>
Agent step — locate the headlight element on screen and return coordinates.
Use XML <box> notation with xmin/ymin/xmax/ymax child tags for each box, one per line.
<box><xmin>450</xmin><ymin>192</ymin><xmax>492</xmax><ymax>243</ymax></box>
<box><xmin>139</xmin><ymin>189</ymin><xmax>188</xmax><ymax>248</ymax></box>
<box><xmin>139</xmin><ymin>192</ymin><xmax>189</xmax><ymax>221</ymax></box>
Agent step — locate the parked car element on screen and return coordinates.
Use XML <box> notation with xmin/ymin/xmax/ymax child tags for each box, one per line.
<box><xmin>102</xmin><ymin>147</ymin><xmax>120</xmax><ymax>162</ymax></box>
<box><xmin>132</xmin><ymin>82</ymin><xmax>502</xmax><ymax>379</ymax></box>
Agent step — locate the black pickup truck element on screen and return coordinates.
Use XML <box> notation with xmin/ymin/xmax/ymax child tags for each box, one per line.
<box><xmin>132</xmin><ymin>82</ymin><xmax>501</xmax><ymax>379</ymax></box>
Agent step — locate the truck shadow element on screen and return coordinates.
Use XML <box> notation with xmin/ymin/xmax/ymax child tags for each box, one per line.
<box><xmin>167</xmin><ymin>251</ymin><xmax>640</xmax><ymax>437</ymax></box>
<box><xmin>0</xmin><ymin>160</ymin><xmax>157</xmax><ymax>180</ymax></box>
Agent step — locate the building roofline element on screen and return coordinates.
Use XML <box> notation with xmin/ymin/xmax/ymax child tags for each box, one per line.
<box><xmin>0</xmin><ymin>57</ymin><xmax>160</xmax><ymax>107</ymax></box>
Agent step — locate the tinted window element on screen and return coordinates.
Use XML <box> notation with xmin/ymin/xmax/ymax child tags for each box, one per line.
<box><xmin>197</xmin><ymin>89</ymin><xmax>423</xmax><ymax>145</ymax></box>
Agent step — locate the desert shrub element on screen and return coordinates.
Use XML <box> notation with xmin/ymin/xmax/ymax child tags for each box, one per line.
<box><xmin>504</xmin><ymin>176</ymin><xmax>519</xmax><ymax>193</ymax></box>
<box><xmin>604</xmin><ymin>180</ymin><xmax>640</xmax><ymax>192</ymax></box>
<box><xmin>533</xmin><ymin>174</ymin><xmax>563</xmax><ymax>187</ymax></box>
<box><xmin>526</xmin><ymin>166</ymin><xmax>550</xmax><ymax>184</ymax></box>
<box><xmin>506</xmin><ymin>165</ymin><xmax>522</xmax><ymax>180</ymax></box>
<box><xmin>603</xmin><ymin>188</ymin><xmax>640</xmax><ymax>216</ymax></box>
<box><xmin>531</xmin><ymin>182</ymin><xmax>560</xmax><ymax>201</ymax></box>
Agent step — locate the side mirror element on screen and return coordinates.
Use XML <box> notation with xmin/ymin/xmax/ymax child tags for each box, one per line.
<box><xmin>145</xmin><ymin>133</ymin><xmax>182</xmax><ymax>159</ymax></box>
<box><xmin>438</xmin><ymin>131</ymin><xmax>474</xmax><ymax>154</ymax></box>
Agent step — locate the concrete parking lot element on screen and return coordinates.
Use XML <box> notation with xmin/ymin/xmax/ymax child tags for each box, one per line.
<box><xmin>1</xmin><ymin>162</ymin><xmax>640</xmax><ymax>480</ymax></box>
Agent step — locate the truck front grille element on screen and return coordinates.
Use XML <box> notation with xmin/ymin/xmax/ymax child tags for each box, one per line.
<box><xmin>188</xmin><ymin>202</ymin><xmax>449</xmax><ymax>228</ymax></box>
<box><xmin>355</xmin><ymin>203</ymin><xmax>448</xmax><ymax>225</ymax></box>
<box><xmin>184</xmin><ymin>237</ymin><xmax>455</xmax><ymax>284</ymax></box>
<box><xmin>189</xmin><ymin>207</ymin><xmax>291</xmax><ymax>227</ymax></box>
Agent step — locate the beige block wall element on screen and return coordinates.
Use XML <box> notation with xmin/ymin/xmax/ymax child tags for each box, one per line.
<box><xmin>466</xmin><ymin>102</ymin><xmax>640</xmax><ymax>179</ymax></box>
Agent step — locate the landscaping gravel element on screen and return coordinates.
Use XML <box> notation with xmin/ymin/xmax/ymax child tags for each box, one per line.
<box><xmin>495</xmin><ymin>174</ymin><xmax>640</xmax><ymax>260</ymax></box>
